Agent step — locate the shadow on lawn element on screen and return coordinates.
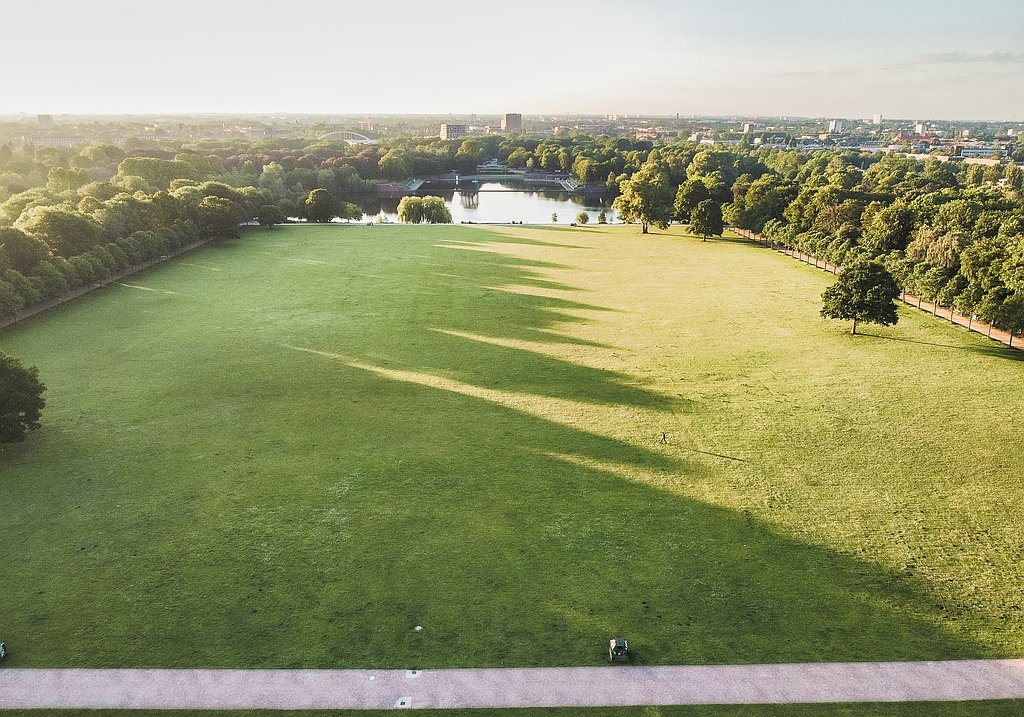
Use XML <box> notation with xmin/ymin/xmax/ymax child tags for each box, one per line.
<box><xmin>1</xmin><ymin>225</ymin><xmax>997</xmax><ymax>670</ymax></box>
<box><xmin>234</xmin><ymin>225</ymin><xmax>990</xmax><ymax>669</ymax></box>
<box><xmin>448</xmin><ymin>228</ymin><xmax>591</xmax><ymax>250</ymax></box>
<box><xmin>270</xmin><ymin>228</ymin><xmax>669</xmax><ymax>411</ymax></box>
<box><xmin>858</xmin><ymin>331</ymin><xmax>1024</xmax><ymax>361</ymax></box>
<box><xmin>256</xmin><ymin>357</ymin><xmax>988</xmax><ymax>670</ymax></box>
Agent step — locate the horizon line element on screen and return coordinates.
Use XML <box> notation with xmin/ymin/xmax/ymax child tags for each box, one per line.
<box><xmin>3</xmin><ymin>111</ymin><xmax>1023</xmax><ymax>124</ymax></box>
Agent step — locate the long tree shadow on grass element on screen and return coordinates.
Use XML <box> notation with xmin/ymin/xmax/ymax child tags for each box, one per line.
<box><xmin>268</xmin><ymin>226</ymin><xmax>996</xmax><ymax>668</ymax></box>
<box><xmin>857</xmin><ymin>331</ymin><xmax>1024</xmax><ymax>362</ymax></box>
<box><xmin>0</xmin><ymin>225</ymin><xmax>1002</xmax><ymax>670</ymax></box>
<box><xmin>265</xmin><ymin>228</ymin><xmax>674</xmax><ymax>411</ymax></box>
<box><xmin>22</xmin><ymin>345</ymin><xmax>994</xmax><ymax>669</ymax></box>
<box><xmin>11</xmin><ymin>341</ymin><xmax>996</xmax><ymax>669</ymax></box>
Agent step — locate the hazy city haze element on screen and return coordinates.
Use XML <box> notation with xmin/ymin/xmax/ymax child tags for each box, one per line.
<box><xmin>3</xmin><ymin>0</ymin><xmax>1023</xmax><ymax>119</ymax></box>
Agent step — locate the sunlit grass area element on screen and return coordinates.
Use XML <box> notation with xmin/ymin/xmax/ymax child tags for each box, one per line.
<box><xmin>1</xmin><ymin>223</ymin><xmax>1022</xmax><ymax>674</ymax></box>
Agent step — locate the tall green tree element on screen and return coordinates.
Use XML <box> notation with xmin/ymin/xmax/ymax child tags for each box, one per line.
<box><xmin>690</xmin><ymin>199</ymin><xmax>724</xmax><ymax>241</ymax></box>
<box><xmin>821</xmin><ymin>260</ymin><xmax>900</xmax><ymax>335</ymax></box>
<box><xmin>613</xmin><ymin>151</ymin><xmax>673</xmax><ymax>234</ymax></box>
<box><xmin>673</xmin><ymin>178</ymin><xmax>711</xmax><ymax>222</ymax></box>
<box><xmin>860</xmin><ymin>203</ymin><xmax>915</xmax><ymax>254</ymax></box>
<box><xmin>197</xmin><ymin>196</ymin><xmax>242</xmax><ymax>239</ymax></box>
<box><xmin>0</xmin><ymin>227</ymin><xmax>50</xmax><ymax>273</ymax></box>
<box><xmin>0</xmin><ymin>278</ymin><xmax>25</xmax><ymax>317</ymax></box>
<box><xmin>739</xmin><ymin>174</ymin><xmax>798</xmax><ymax>231</ymax></box>
<box><xmin>398</xmin><ymin>196</ymin><xmax>451</xmax><ymax>224</ymax></box>
<box><xmin>304</xmin><ymin>188</ymin><xmax>340</xmax><ymax>223</ymax></box>
<box><xmin>46</xmin><ymin>166</ymin><xmax>91</xmax><ymax>194</ymax></box>
<box><xmin>397</xmin><ymin>196</ymin><xmax>424</xmax><ymax>224</ymax></box>
<box><xmin>1004</xmin><ymin>162</ymin><xmax>1023</xmax><ymax>191</ymax></box>
<box><xmin>420</xmin><ymin>196</ymin><xmax>452</xmax><ymax>224</ymax></box>
<box><xmin>0</xmin><ymin>353</ymin><xmax>46</xmax><ymax>443</ymax></box>
<box><xmin>14</xmin><ymin>206</ymin><xmax>104</xmax><ymax>257</ymax></box>
<box><xmin>256</xmin><ymin>204</ymin><xmax>286</xmax><ymax>229</ymax></box>
<box><xmin>117</xmin><ymin>157</ymin><xmax>196</xmax><ymax>191</ymax></box>
<box><xmin>996</xmin><ymin>293</ymin><xmax>1024</xmax><ymax>347</ymax></box>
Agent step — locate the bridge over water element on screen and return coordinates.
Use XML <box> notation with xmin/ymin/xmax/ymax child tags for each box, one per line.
<box><xmin>316</xmin><ymin>130</ymin><xmax>379</xmax><ymax>145</ymax></box>
<box><xmin>407</xmin><ymin>171</ymin><xmax>582</xmax><ymax>193</ymax></box>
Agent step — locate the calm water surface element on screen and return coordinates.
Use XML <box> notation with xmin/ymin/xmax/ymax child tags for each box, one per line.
<box><xmin>351</xmin><ymin>182</ymin><xmax>617</xmax><ymax>225</ymax></box>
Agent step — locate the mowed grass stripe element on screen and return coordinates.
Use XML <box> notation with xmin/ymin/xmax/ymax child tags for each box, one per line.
<box><xmin>0</xmin><ymin>224</ymin><xmax>1020</xmax><ymax>670</ymax></box>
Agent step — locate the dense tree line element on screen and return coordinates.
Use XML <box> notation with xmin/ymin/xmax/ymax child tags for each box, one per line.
<box><xmin>0</xmin><ymin>142</ymin><xmax>369</xmax><ymax>318</ymax></box>
<box><xmin>0</xmin><ymin>175</ymin><xmax>272</xmax><ymax>317</ymax></box>
<box><xmin>1</xmin><ymin>131</ymin><xmax>1021</xmax><ymax>441</ymax></box>
<box><xmin>743</xmin><ymin>152</ymin><xmax>1024</xmax><ymax>340</ymax></box>
<box><xmin>601</xmin><ymin>140</ymin><xmax>1024</xmax><ymax>341</ymax></box>
<box><xmin>2</xmin><ymin>132</ymin><xmax>1023</xmax><ymax>337</ymax></box>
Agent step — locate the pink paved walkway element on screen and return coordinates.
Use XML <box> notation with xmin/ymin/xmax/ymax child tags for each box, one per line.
<box><xmin>2</xmin><ymin>660</ymin><xmax>1024</xmax><ymax>709</ymax></box>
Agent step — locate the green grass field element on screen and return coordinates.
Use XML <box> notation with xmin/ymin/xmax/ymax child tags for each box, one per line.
<box><xmin>1</xmin><ymin>224</ymin><xmax>1022</xmax><ymax>684</ymax></box>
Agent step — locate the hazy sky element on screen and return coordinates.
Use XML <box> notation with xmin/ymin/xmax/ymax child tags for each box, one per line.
<box><xmin>3</xmin><ymin>0</ymin><xmax>1023</xmax><ymax>120</ymax></box>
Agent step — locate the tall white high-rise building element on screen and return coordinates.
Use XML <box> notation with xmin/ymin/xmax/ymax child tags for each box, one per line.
<box><xmin>828</xmin><ymin>119</ymin><xmax>845</xmax><ymax>133</ymax></box>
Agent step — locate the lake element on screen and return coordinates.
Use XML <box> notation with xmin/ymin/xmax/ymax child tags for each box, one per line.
<box><xmin>350</xmin><ymin>182</ymin><xmax>617</xmax><ymax>225</ymax></box>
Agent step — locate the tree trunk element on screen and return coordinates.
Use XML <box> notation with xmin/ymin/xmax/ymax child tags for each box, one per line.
<box><xmin>852</xmin><ymin>319</ymin><xmax>857</xmax><ymax>335</ymax></box>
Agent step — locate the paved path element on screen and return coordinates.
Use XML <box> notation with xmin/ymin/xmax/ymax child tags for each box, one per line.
<box><xmin>2</xmin><ymin>660</ymin><xmax>1024</xmax><ymax>709</ymax></box>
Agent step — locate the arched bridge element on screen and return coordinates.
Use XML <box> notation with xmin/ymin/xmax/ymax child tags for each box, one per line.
<box><xmin>317</xmin><ymin>130</ymin><xmax>379</xmax><ymax>145</ymax></box>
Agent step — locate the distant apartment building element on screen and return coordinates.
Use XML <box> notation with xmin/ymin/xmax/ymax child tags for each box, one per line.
<box><xmin>742</xmin><ymin>122</ymin><xmax>755</xmax><ymax>133</ymax></box>
<box><xmin>872</xmin><ymin>114</ymin><xmax>883</xmax><ymax>125</ymax></box>
<box><xmin>440</xmin><ymin>123</ymin><xmax>468</xmax><ymax>140</ymax></box>
<box><xmin>957</xmin><ymin>145</ymin><xmax>1008</xmax><ymax>158</ymax></box>
<box><xmin>20</xmin><ymin>135</ymin><xmax>87</xmax><ymax>148</ymax></box>
<box><xmin>501</xmin><ymin>113</ymin><xmax>522</xmax><ymax>132</ymax></box>
<box><xmin>828</xmin><ymin>119</ymin><xmax>845</xmax><ymax>133</ymax></box>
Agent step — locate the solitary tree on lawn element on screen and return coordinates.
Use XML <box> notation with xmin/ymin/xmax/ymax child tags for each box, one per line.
<box><xmin>0</xmin><ymin>353</ymin><xmax>45</xmax><ymax>443</ymax></box>
<box><xmin>690</xmin><ymin>199</ymin><xmax>724</xmax><ymax>241</ymax></box>
<box><xmin>821</xmin><ymin>260</ymin><xmax>900</xmax><ymax>335</ymax></box>
<box><xmin>612</xmin><ymin>151</ymin><xmax>673</xmax><ymax>234</ymax></box>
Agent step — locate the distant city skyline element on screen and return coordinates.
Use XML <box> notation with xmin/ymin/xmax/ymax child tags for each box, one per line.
<box><xmin>3</xmin><ymin>0</ymin><xmax>1023</xmax><ymax>121</ymax></box>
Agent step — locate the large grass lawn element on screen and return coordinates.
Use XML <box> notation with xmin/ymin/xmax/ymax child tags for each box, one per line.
<box><xmin>1</xmin><ymin>224</ymin><xmax>1022</xmax><ymax>675</ymax></box>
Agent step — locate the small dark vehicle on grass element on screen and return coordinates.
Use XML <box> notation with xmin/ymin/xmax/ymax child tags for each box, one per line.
<box><xmin>609</xmin><ymin>638</ymin><xmax>629</xmax><ymax>663</ymax></box>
